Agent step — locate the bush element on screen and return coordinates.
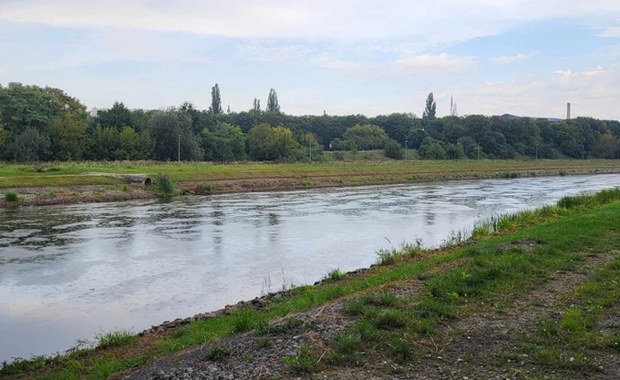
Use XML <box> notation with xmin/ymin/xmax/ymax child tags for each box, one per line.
<box><xmin>154</xmin><ymin>174</ymin><xmax>175</xmax><ymax>198</ymax></box>
<box><xmin>4</xmin><ymin>192</ymin><xmax>18</xmax><ymax>202</ymax></box>
<box><xmin>384</xmin><ymin>139</ymin><xmax>403</xmax><ymax>159</ymax></box>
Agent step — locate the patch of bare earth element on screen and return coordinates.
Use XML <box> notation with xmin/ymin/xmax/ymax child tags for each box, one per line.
<box><xmin>0</xmin><ymin>185</ymin><xmax>152</xmax><ymax>207</ymax></box>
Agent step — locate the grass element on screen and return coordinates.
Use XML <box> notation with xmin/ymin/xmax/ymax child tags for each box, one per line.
<box><xmin>4</xmin><ymin>191</ymin><xmax>18</xmax><ymax>202</ymax></box>
<box><xmin>322</xmin><ymin>268</ymin><xmax>345</xmax><ymax>282</ymax></box>
<box><xmin>95</xmin><ymin>330</ymin><xmax>136</xmax><ymax>349</ymax></box>
<box><xmin>152</xmin><ymin>173</ymin><xmax>177</xmax><ymax>198</ymax></box>
<box><xmin>0</xmin><ymin>159</ymin><xmax>618</xmax><ymax>189</ymax></box>
<box><xmin>4</xmin><ymin>188</ymin><xmax>620</xmax><ymax>379</ymax></box>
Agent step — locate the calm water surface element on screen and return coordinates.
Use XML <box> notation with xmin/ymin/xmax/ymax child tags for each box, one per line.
<box><xmin>2</xmin><ymin>174</ymin><xmax>620</xmax><ymax>362</ymax></box>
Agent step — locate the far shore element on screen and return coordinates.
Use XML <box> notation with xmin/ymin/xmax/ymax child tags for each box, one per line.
<box><xmin>1</xmin><ymin>159</ymin><xmax>620</xmax><ymax>208</ymax></box>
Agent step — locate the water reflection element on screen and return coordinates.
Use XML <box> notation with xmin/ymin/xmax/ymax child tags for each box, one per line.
<box><xmin>1</xmin><ymin>174</ymin><xmax>620</xmax><ymax>362</ymax></box>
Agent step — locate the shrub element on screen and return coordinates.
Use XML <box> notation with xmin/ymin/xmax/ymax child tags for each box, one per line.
<box><xmin>4</xmin><ymin>192</ymin><xmax>18</xmax><ymax>202</ymax></box>
<box><xmin>154</xmin><ymin>174</ymin><xmax>176</xmax><ymax>198</ymax></box>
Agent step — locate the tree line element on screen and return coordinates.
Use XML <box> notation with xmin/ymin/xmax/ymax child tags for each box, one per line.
<box><xmin>1</xmin><ymin>82</ymin><xmax>619</xmax><ymax>162</ymax></box>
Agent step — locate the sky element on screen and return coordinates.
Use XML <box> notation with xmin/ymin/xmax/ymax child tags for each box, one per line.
<box><xmin>1</xmin><ymin>0</ymin><xmax>620</xmax><ymax>119</ymax></box>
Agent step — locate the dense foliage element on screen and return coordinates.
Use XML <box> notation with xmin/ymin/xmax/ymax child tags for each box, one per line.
<box><xmin>1</xmin><ymin>82</ymin><xmax>620</xmax><ymax>162</ymax></box>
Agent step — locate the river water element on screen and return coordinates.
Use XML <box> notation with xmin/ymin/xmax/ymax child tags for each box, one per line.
<box><xmin>1</xmin><ymin>174</ymin><xmax>620</xmax><ymax>362</ymax></box>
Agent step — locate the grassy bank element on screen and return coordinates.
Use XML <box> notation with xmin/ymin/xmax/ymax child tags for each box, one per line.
<box><xmin>2</xmin><ymin>159</ymin><xmax>620</xmax><ymax>187</ymax></box>
<box><xmin>2</xmin><ymin>188</ymin><xmax>620</xmax><ymax>379</ymax></box>
<box><xmin>1</xmin><ymin>159</ymin><xmax>620</xmax><ymax>207</ymax></box>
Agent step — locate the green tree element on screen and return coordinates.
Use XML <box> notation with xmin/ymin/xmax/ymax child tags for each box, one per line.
<box><xmin>116</xmin><ymin>126</ymin><xmax>139</xmax><ymax>159</ymax></box>
<box><xmin>202</xmin><ymin>122</ymin><xmax>246</xmax><ymax>161</ymax></box>
<box><xmin>94</xmin><ymin>101</ymin><xmax>132</xmax><ymax>130</ymax></box>
<box><xmin>263</xmin><ymin>126</ymin><xmax>300</xmax><ymax>160</ymax></box>
<box><xmin>267</xmin><ymin>88</ymin><xmax>280</xmax><ymax>113</ymax></box>
<box><xmin>209</xmin><ymin>84</ymin><xmax>222</xmax><ymax>114</ymax></box>
<box><xmin>247</xmin><ymin>123</ymin><xmax>272</xmax><ymax>160</ymax></box>
<box><xmin>423</xmin><ymin>92</ymin><xmax>436</xmax><ymax>121</ymax></box>
<box><xmin>148</xmin><ymin>109</ymin><xmax>203</xmax><ymax>161</ymax></box>
<box><xmin>9</xmin><ymin>127</ymin><xmax>52</xmax><ymax>162</ymax></box>
<box><xmin>342</xmin><ymin>124</ymin><xmax>388</xmax><ymax>150</ymax></box>
<box><xmin>384</xmin><ymin>139</ymin><xmax>403</xmax><ymax>159</ymax></box>
<box><xmin>418</xmin><ymin>137</ymin><xmax>447</xmax><ymax>159</ymax></box>
<box><xmin>252</xmin><ymin>98</ymin><xmax>261</xmax><ymax>113</ymax></box>
<box><xmin>51</xmin><ymin>112</ymin><xmax>88</xmax><ymax>160</ymax></box>
<box><xmin>299</xmin><ymin>132</ymin><xmax>322</xmax><ymax>161</ymax></box>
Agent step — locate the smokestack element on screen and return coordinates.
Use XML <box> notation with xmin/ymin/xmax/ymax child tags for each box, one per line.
<box><xmin>567</xmin><ymin>102</ymin><xmax>571</xmax><ymax>120</ymax></box>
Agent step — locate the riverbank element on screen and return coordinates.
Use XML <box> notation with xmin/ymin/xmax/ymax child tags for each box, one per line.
<box><xmin>2</xmin><ymin>159</ymin><xmax>620</xmax><ymax>207</ymax></box>
<box><xmin>2</xmin><ymin>188</ymin><xmax>619</xmax><ymax>379</ymax></box>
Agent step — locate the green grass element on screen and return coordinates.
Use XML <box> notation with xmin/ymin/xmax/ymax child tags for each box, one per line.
<box><xmin>95</xmin><ymin>330</ymin><xmax>136</xmax><ymax>349</ymax></box>
<box><xmin>0</xmin><ymin>159</ymin><xmax>618</xmax><ymax>188</ymax></box>
<box><xmin>4</xmin><ymin>191</ymin><xmax>18</xmax><ymax>202</ymax></box>
<box><xmin>322</xmin><ymin>268</ymin><xmax>345</xmax><ymax>282</ymax></box>
<box><xmin>204</xmin><ymin>346</ymin><xmax>231</xmax><ymax>361</ymax></box>
<box><xmin>4</xmin><ymin>188</ymin><xmax>620</xmax><ymax>379</ymax></box>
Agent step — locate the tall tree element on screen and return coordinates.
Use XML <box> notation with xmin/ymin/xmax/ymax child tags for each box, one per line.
<box><xmin>252</xmin><ymin>98</ymin><xmax>261</xmax><ymax>112</ymax></box>
<box><xmin>209</xmin><ymin>84</ymin><xmax>222</xmax><ymax>114</ymax></box>
<box><xmin>266</xmin><ymin>88</ymin><xmax>280</xmax><ymax>113</ymax></box>
<box><xmin>423</xmin><ymin>92</ymin><xmax>436</xmax><ymax>120</ymax></box>
<box><xmin>450</xmin><ymin>96</ymin><xmax>458</xmax><ymax>117</ymax></box>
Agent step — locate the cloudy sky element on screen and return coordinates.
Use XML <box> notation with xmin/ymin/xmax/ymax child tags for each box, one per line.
<box><xmin>1</xmin><ymin>0</ymin><xmax>620</xmax><ymax>119</ymax></box>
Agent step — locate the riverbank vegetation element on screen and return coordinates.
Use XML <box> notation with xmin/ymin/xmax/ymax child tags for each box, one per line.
<box><xmin>2</xmin><ymin>83</ymin><xmax>620</xmax><ymax>164</ymax></box>
<box><xmin>2</xmin><ymin>188</ymin><xmax>619</xmax><ymax>379</ymax></box>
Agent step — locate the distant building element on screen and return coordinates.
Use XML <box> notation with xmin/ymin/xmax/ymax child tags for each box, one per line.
<box><xmin>88</xmin><ymin>107</ymin><xmax>108</xmax><ymax>117</ymax></box>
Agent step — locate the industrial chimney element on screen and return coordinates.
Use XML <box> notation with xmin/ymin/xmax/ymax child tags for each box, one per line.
<box><xmin>567</xmin><ymin>102</ymin><xmax>571</xmax><ymax>120</ymax></box>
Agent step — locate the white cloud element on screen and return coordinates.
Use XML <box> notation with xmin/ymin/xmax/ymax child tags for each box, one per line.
<box><xmin>2</xmin><ymin>0</ymin><xmax>620</xmax><ymax>45</ymax></box>
<box><xmin>308</xmin><ymin>56</ymin><xmax>362</xmax><ymax>71</ymax></box>
<box><xmin>237</xmin><ymin>41</ymin><xmax>311</xmax><ymax>62</ymax></box>
<box><xmin>395</xmin><ymin>54</ymin><xmax>476</xmax><ymax>73</ymax></box>
<box><xmin>491</xmin><ymin>53</ymin><xmax>534</xmax><ymax>64</ymax></box>
<box><xmin>599</xmin><ymin>26</ymin><xmax>620</xmax><ymax>37</ymax></box>
<box><xmin>453</xmin><ymin>65</ymin><xmax>620</xmax><ymax>119</ymax></box>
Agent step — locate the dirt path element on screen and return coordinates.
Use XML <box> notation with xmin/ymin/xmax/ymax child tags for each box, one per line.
<box><xmin>117</xmin><ymin>249</ymin><xmax>619</xmax><ymax>380</ymax></box>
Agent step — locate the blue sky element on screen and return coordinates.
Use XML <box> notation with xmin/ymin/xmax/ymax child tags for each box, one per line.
<box><xmin>1</xmin><ymin>0</ymin><xmax>620</xmax><ymax>119</ymax></box>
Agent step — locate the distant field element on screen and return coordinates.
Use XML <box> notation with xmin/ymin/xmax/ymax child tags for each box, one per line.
<box><xmin>1</xmin><ymin>159</ymin><xmax>620</xmax><ymax>189</ymax></box>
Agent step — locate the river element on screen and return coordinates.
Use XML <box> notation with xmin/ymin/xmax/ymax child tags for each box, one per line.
<box><xmin>1</xmin><ymin>174</ymin><xmax>620</xmax><ymax>362</ymax></box>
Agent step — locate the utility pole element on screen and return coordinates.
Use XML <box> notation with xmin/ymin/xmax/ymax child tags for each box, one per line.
<box><xmin>477</xmin><ymin>145</ymin><xmax>480</xmax><ymax>161</ymax></box>
<box><xmin>177</xmin><ymin>132</ymin><xmax>181</xmax><ymax>162</ymax></box>
<box><xmin>405</xmin><ymin>137</ymin><xmax>408</xmax><ymax>161</ymax></box>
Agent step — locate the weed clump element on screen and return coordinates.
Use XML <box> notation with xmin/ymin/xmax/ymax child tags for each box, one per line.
<box><xmin>197</xmin><ymin>181</ymin><xmax>214</xmax><ymax>194</ymax></box>
<box><xmin>205</xmin><ymin>346</ymin><xmax>230</xmax><ymax>361</ymax></box>
<box><xmin>323</xmin><ymin>268</ymin><xmax>345</xmax><ymax>282</ymax></box>
<box><xmin>96</xmin><ymin>330</ymin><xmax>136</xmax><ymax>349</ymax></box>
<box><xmin>231</xmin><ymin>309</ymin><xmax>259</xmax><ymax>333</ymax></box>
<box><xmin>284</xmin><ymin>344</ymin><xmax>321</xmax><ymax>374</ymax></box>
<box><xmin>4</xmin><ymin>192</ymin><xmax>18</xmax><ymax>202</ymax></box>
<box><xmin>153</xmin><ymin>174</ymin><xmax>177</xmax><ymax>198</ymax></box>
